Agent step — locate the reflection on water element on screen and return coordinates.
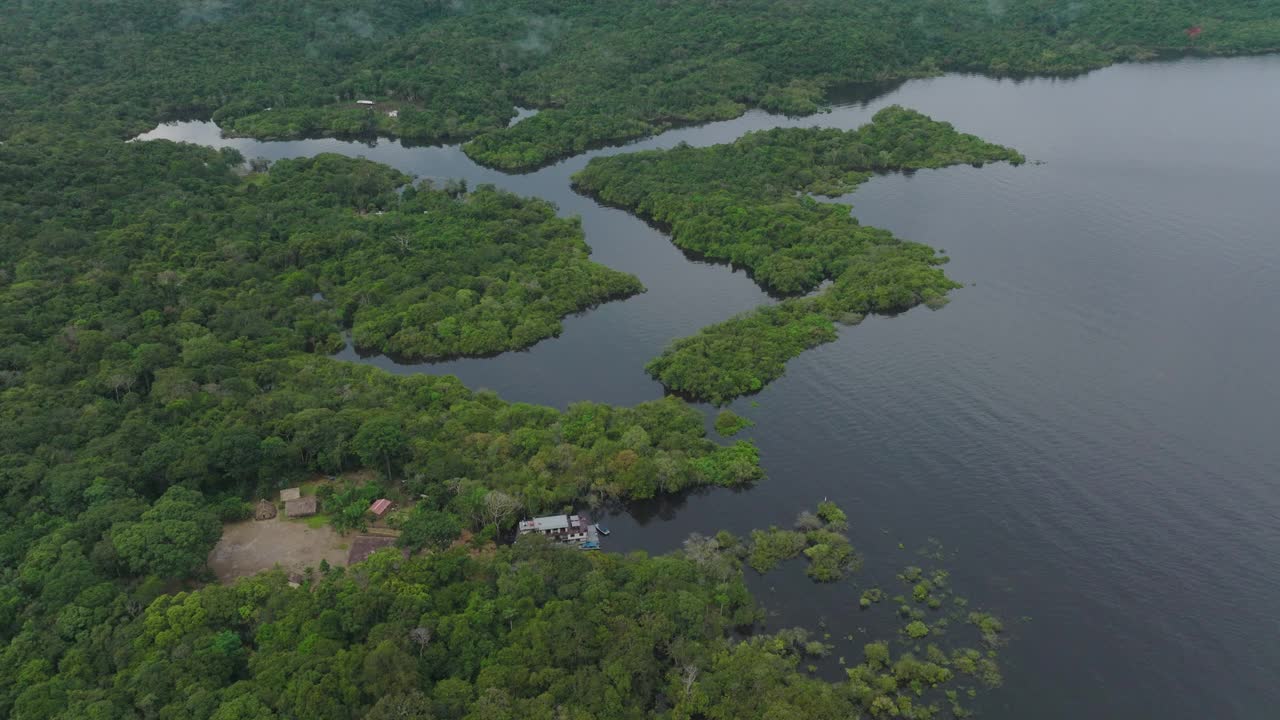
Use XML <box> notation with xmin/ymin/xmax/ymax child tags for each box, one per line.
<box><xmin>507</xmin><ymin>106</ymin><xmax>540</xmax><ymax>127</ymax></box>
<box><xmin>139</xmin><ymin>56</ymin><xmax>1280</xmax><ymax>720</ymax></box>
<box><xmin>823</xmin><ymin>77</ymin><xmax>908</xmax><ymax>107</ymax></box>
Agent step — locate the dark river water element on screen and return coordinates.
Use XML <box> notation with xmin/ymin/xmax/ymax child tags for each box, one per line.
<box><xmin>140</xmin><ymin>55</ymin><xmax>1280</xmax><ymax>719</ymax></box>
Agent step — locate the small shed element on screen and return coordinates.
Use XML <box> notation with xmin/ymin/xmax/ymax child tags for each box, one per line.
<box><xmin>368</xmin><ymin>498</ymin><xmax>393</xmax><ymax>518</ymax></box>
<box><xmin>280</xmin><ymin>487</ymin><xmax>301</xmax><ymax>502</ymax></box>
<box><xmin>285</xmin><ymin>496</ymin><xmax>318</xmax><ymax>518</ymax></box>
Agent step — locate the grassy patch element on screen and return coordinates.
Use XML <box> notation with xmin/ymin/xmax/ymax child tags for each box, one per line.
<box><xmin>304</xmin><ymin>514</ymin><xmax>332</xmax><ymax>529</ymax></box>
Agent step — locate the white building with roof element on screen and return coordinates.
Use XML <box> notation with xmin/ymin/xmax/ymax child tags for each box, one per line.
<box><xmin>519</xmin><ymin>514</ymin><xmax>590</xmax><ymax>543</ymax></box>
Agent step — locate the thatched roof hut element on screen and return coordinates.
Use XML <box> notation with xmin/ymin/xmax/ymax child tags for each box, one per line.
<box><xmin>254</xmin><ymin>499</ymin><xmax>277</xmax><ymax>521</ymax></box>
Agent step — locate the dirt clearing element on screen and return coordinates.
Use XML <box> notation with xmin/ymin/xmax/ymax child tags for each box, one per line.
<box><xmin>208</xmin><ymin>517</ymin><xmax>349</xmax><ymax>584</ymax></box>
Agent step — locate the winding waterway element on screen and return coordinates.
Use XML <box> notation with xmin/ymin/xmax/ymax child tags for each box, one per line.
<box><xmin>140</xmin><ymin>55</ymin><xmax>1280</xmax><ymax>718</ymax></box>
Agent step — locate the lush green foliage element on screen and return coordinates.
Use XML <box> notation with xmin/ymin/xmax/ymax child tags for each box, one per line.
<box><xmin>905</xmin><ymin>620</ymin><xmax>932</xmax><ymax>639</ymax></box>
<box><xmin>0</xmin><ymin>2</ymin><xmax>1222</xmax><ymax>716</ymax></box>
<box><xmin>816</xmin><ymin>500</ymin><xmax>849</xmax><ymax>527</ymax></box>
<box><xmin>111</xmin><ymin>486</ymin><xmax>222</xmax><ymax>579</ymax></box>
<box><xmin>575</xmin><ymin>106</ymin><xmax>1022</xmax><ymax>403</ymax></box>
<box><xmin>332</xmin><ymin>181</ymin><xmax>643</xmax><ymax>360</ymax></box>
<box><xmin>0</xmin><ymin>331</ymin><xmax>757</xmax><ymax>524</ymax></box>
<box><xmin>0</xmin><ymin>530</ymin><xmax>1009</xmax><ymax>720</ymax></box>
<box><xmin>0</xmin><ymin>134</ymin><xmax>765</xmax><ymax>718</ymax></box>
<box><xmin>316</xmin><ymin>480</ymin><xmax>385</xmax><ymax>532</ymax></box>
<box><xmin>0</xmin><ymin>140</ymin><xmax>640</xmax><ymax>363</ymax></box>
<box><xmin>650</xmin><ymin>303</ymin><xmax>838</xmax><ymax>405</ymax></box>
<box><xmin>6</xmin><ymin>1</ymin><xmax>1275</xmax><ymax>169</ymax></box>
<box><xmin>714</xmin><ymin>409</ymin><xmax>753</xmax><ymax>437</ymax></box>
<box><xmin>396</xmin><ymin>505</ymin><xmax>464</xmax><ymax>552</ymax></box>
<box><xmin>0</xmin><ymin>139</ymin><xmax>747</xmax><ymax>520</ymax></box>
<box><xmin>747</xmin><ymin>527</ymin><xmax>813</xmax><ymax>574</ymax></box>
<box><xmin>745</xmin><ymin>504</ymin><xmax>860</xmax><ymax>581</ymax></box>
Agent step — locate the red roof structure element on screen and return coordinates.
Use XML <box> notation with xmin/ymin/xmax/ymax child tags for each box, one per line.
<box><xmin>1186</xmin><ymin>26</ymin><xmax>1202</xmax><ymax>40</ymax></box>
<box><xmin>368</xmin><ymin>498</ymin><xmax>392</xmax><ymax>517</ymax></box>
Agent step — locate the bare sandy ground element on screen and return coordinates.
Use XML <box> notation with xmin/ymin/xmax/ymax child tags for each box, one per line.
<box><xmin>208</xmin><ymin>517</ymin><xmax>349</xmax><ymax>584</ymax></box>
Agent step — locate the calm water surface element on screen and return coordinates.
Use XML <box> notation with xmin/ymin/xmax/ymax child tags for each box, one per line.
<box><xmin>140</xmin><ymin>56</ymin><xmax>1280</xmax><ymax>719</ymax></box>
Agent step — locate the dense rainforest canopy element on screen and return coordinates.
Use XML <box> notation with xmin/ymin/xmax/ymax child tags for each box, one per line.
<box><xmin>0</xmin><ymin>134</ymin><xmax>763</xmax><ymax>717</ymax></box>
<box><xmin>573</xmin><ymin>106</ymin><xmax>1023</xmax><ymax>403</ymax></box>
<box><xmin>0</xmin><ymin>106</ymin><xmax>1013</xmax><ymax>720</ymax></box>
<box><xmin>2</xmin><ymin>0</ymin><xmax>1278</xmax><ymax>169</ymax></box>
<box><xmin>2</xmin><ymin>140</ymin><xmax>641</xmax><ymax>362</ymax></box>
<box><xmin>0</xmin><ymin>135</ymin><xmax>760</xmax><ymax>510</ymax></box>
<box><xmin>0</xmin><ymin>526</ymin><xmax>1010</xmax><ymax>720</ymax></box>
<box><xmin>3</xmin><ymin>1</ymin><xmax>1271</xmax><ymax>718</ymax></box>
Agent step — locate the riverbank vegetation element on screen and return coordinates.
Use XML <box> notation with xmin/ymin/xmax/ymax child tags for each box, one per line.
<box><xmin>0</xmin><ymin>526</ymin><xmax>1010</xmax><ymax>720</ymax></box>
<box><xmin>4</xmin><ymin>1</ymin><xmax>1278</xmax><ymax>169</ymax></box>
<box><xmin>574</xmin><ymin>106</ymin><xmax>1023</xmax><ymax>403</ymax></box>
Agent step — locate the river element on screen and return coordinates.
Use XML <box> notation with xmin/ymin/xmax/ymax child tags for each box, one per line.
<box><xmin>138</xmin><ymin>55</ymin><xmax>1280</xmax><ymax>718</ymax></box>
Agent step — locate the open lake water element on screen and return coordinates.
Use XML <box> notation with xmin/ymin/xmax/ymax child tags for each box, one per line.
<box><xmin>140</xmin><ymin>55</ymin><xmax>1280</xmax><ymax>718</ymax></box>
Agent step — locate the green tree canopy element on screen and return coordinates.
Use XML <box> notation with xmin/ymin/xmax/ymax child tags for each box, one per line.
<box><xmin>353</xmin><ymin>416</ymin><xmax>407</xmax><ymax>481</ymax></box>
<box><xmin>574</xmin><ymin>107</ymin><xmax>1023</xmax><ymax>403</ymax></box>
<box><xmin>111</xmin><ymin>486</ymin><xmax>221</xmax><ymax>578</ymax></box>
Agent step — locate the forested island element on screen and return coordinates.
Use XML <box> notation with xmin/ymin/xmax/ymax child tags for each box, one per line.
<box><xmin>3</xmin><ymin>1</ymin><xmax>1278</xmax><ymax>169</ymax></box>
<box><xmin>574</xmin><ymin>106</ymin><xmax>1023</xmax><ymax>403</ymax></box>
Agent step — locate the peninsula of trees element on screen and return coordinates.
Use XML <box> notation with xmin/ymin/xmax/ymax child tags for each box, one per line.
<box><xmin>3</xmin><ymin>1</ymin><xmax>1278</xmax><ymax>169</ymax></box>
<box><xmin>9</xmin><ymin>143</ymin><xmax>639</xmax><ymax>361</ymax></box>
<box><xmin>573</xmin><ymin>106</ymin><xmax>1024</xmax><ymax>403</ymax></box>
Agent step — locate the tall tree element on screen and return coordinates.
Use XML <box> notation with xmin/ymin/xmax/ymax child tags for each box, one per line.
<box><xmin>111</xmin><ymin>486</ymin><xmax>221</xmax><ymax>578</ymax></box>
<box><xmin>353</xmin><ymin>415</ymin><xmax>406</xmax><ymax>482</ymax></box>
